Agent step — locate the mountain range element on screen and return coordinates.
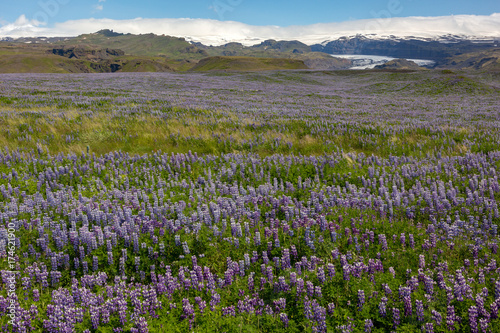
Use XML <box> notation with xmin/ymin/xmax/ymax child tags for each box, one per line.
<box><xmin>0</xmin><ymin>29</ymin><xmax>499</xmax><ymax>73</ymax></box>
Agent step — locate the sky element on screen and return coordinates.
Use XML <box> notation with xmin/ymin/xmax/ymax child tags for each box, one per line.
<box><xmin>1</xmin><ymin>0</ymin><xmax>498</xmax><ymax>26</ymax></box>
<box><xmin>0</xmin><ymin>0</ymin><xmax>499</xmax><ymax>44</ymax></box>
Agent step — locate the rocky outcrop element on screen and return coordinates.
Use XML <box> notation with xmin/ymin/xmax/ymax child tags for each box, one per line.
<box><xmin>437</xmin><ymin>49</ymin><xmax>500</xmax><ymax>71</ymax></box>
<box><xmin>252</xmin><ymin>40</ymin><xmax>311</xmax><ymax>53</ymax></box>
<box><xmin>374</xmin><ymin>58</ymin><xmax>422</xmax><ymax>70</ymax></box>
<box><xmin>51</xmin><ymin>46</ymin><xmax>125</xmax><ymax>61</ymax></box>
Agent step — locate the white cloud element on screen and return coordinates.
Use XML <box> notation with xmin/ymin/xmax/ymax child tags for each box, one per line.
<box><xmin>93</xmin><ymin>4</ymin><xmax>104</xmax><ymax>11</ymax></box>
<box><xmin>0</xmin><ymin>13</ymin><xmax>499</xmax><ymax>45</ymax></box>
<box><xmin>0</xmin><ymin>14</ymin><xmax>46</xmax><ymax>37</ymax></box>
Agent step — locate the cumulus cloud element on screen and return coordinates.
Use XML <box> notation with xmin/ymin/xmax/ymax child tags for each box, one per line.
<box><xmin>1</xmin><ymin>13</ymin><xmax>499</xmax><ymax>45</ymax></box>
<box><xmin>0</xmin><ymin>14</ymin><xmax>47</xmax><ymax>38</ymax></box>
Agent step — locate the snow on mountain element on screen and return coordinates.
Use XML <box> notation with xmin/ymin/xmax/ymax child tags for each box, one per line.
<box><xmin>1</xmin><ymin>13</ymin><xmax>499</xmax><ymax>46</ymax></box>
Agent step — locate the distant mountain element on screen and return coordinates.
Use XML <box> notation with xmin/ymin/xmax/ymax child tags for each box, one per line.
<box><xmin>311</xmin><ymin>35</ymin><xmax>499</xmax><ymax>63</ymax></box>
<box><xmin>374</xmin><ymin>59</ymin><xmax>423</xmax><ymax>70</ymax></box>
<box><xmin>54</xmin><ymin>30</ymin><xmax>209</xmax><ymax>60</ymax></box>
<box><xmin>250</xmin><ymin>40</ymin><xmax>311</xmax><ymax>53</ymax></box>
<box><xmin>1</xmin><ymin>29</ymin><xmax>500</xmax><ymax>73</ymax></box>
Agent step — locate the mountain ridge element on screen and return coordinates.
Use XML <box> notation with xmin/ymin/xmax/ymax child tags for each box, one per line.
<box><xmin>1</xmin><ymin>30</ymin><xmax>499</xmax><ymax>72</ymax></box>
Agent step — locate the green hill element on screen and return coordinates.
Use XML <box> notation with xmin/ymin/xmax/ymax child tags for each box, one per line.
<box><xmin>58</xmin><ymin>29</ymin><xmax>209</xmax><ymax>60</ymax></box>
<box><xmin>437</xmin><ymin>48</ymin><xmax>500</xmax><ymax>71</ymax></box>
<box><xmin>189</xmin><ymin>56</ymin><xmax>309</xmax><ymax>71</ymax></box>
<box><xmin>0</xmin><ymin>43</ymin><xmax>173</xmax><ymax>73</ymax></box>
<box><xmin>374</xmin><ymin>58</ymin><xmax>425</xmax><ymax>70</ymax></box>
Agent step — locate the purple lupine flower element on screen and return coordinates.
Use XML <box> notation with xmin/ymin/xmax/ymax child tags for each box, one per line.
<box><xmin>424</xmin><ymin>275</ymin><xmax>434</xmax><ymax>295</ymax></box>
<box><xmin>248</xmin><ymin>273</ymin><xmax>255</xmax><ymax>291</ymax></box>
<box><xmin>326</xmin><ymin>263</ymin><xmax>335</xmax><ymax>279</ymax></box>
<box><xmin>409</xmin><ymin>234</ymin><xmax>415</xmax><ymax>249</ymax></box>
<box><xmin>403</xmin><ymin>295</ymin><xmax>412</xmax><ymax>317</ymax></box>
<box><xmin>276</xmin><ymin>275</ymin><xmax>288</xmax><ymax>292</ymax></box>
<box><xmin>479</xmin><ymin>318</ymin><xmax>488</xmax><ymax>333</ymax></box>
<box><xmin>481</xmin><ymin>287</ymin><xmax>488</xmax><ymax>299</ymax></box>
<box><xmin>210</xmin><ymin>293</ymin><xmax>220</xmax><ymax>311</ymax></box>
<box><xmin>135</xmin><ymin>316</ymin><xmax>149</xmax><ymax>333</ymax></box>
<box><xmin>315</xmin><ymin>286</ymin><xmax>322</xmax><ymax>298</ymax></box>
<box><xmin>195</xmin><ymin>296</ymin><xmax>206</xmax><ymax>313</ymax></box>
<box><xmin>317</xmin><ymin>266</ymin><xmax>325</xmax><ymax>284</ymax></box>
<box><xmin>265</xmin><ymin>304</ymin><xmax>274</xmax><ymax>315</ymax></box>
<box><xmin>469</xmin><ymin>306</ymin><xmax>478</xmax><ymax>333</ymax></box>
<box><xmin>295</xmin><ymin>262</ymin><xmax>302</xmax><ymax>276</ymax></box>
<box><xmin>432</xmin><ymin>310</ymin><xmax>442</xmax><ymax>326</ymax></box>
<box><xmin>491</xmin><ymin>299</ymin><xmax>499</xmax><ymax>319</ymax></box>
<box><xmin>290</xmin><ymin>272</ymin><xmax>297</xmax><ymax>287</ymax></box>
<box><xmin>358</xmin><ymin>290</ymin><xmax>365</xmax><ymax>311</ymax></box>
<box><xmin>419</xmin><ymin>254</ymin><xmax>426</xmax><ymax>269</ymax></box>
<box><xmin>182</xmin><ymin>298</ymin><xmax>195</xmax><ymax>318</ymax></box>
<box><xmin>82</xmin><ymin>261</ymin><xmax>88</xmax><ymax>275</ymax></box>
<box><xmin>495</xmin><ymin>279</ymin><xmax>500</xmax><ymax>300</ymax></box>
<box><xmin>306</xmin><ymin>281</ymin><xmax>315</xmax><ymax>298</ymax></box>
<box><xmin>392</xmin><ymin>308</ymin><xmax>400</xmax><ymax>329</ymax></box>
<box><xmin>364</xmin><ymin>319</ymin><xmax>373</xmax><ymax>333</ymax></box>
<box><xmin>274</xmin><ymin>298</ymin><xmax>286</xmax><ymax>312</ymax></box>
<box><xmin>225</xmin><ymin>269</ymin><xmax>233</xmax><ymax>286</ymax></box>
<box><xmin>107</xmin><ymin>251</ymin><xmax>114</xmax><ymax>266</ymax></box>
<box><xmin>90</xmin><ymin>306</ymin><xmax>100</xmax><ymax>329</ymax></box>
<box><xmin>312</xmin><ymin>300</ymin><xmax>327</xmax><ymax>333</ymax></box>
<box><xmin>254</xmin><ymin>232</ymin><xmax>261</xmax><ymax>246</ymax></box>
<box><xmin>382</xmin><ymin>283</ymin><xmax>392</xmax><ymax>296</ymax></box>
<box><xmin>280</xmin><ymin>313</ymin><xmax>289</xmax><ymax>328</ymax></box>
<box><xmin>447</xmin><ymin>305</ymin><xmax>458</xmax><ymax>331</ymax></box>
<box><xmin>478</xmin><ymin>270</ymin><xmax>485</xmax><ymax>285</ymax></box>
<box><xmin>342</xmin><ymin>265</ymin><xmax>351</xmax><ymax>281</ymax></box>
<box><xmin>379</xmin><ymin>234</ymin><xmax>387</xmax><ymax>251</ymax></box>
<box><xmin>260</xmin><ymin>277</ymin><xmax>266</xmax><ymax>290</ymax></box>
<box><xmin>327</xmin><ymin>302</ymin><xmax>335</xmax><ymax>315</ymax></box>
<box><xmin>304</xmin><ymin>297</ymin><xmax>313</xmax><ymax>320</ymax></box>
<box><xmin>476</xmin><ymin>294</ymin><xmax>487</xmax><ymax>318</ymax></box>
<box><xmin>379</xmin><ymin>297</ymin><xmax>387</xmax><ymax>317</ymax></box>
<box><xmin>423</xmin><ymin>322</ymin><xmax>434</xmax><ymax>333</ymax></box>
<box><xmin>222</xmin><ymin>305</ymin><xmax>236</xmax><ymax>317</ymax></box>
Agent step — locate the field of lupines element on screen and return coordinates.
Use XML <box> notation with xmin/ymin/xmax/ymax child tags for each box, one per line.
<box><xmin>0</xmin><ymin>70</ymin><xmax>499</xmax><ymax>332</ymax></box>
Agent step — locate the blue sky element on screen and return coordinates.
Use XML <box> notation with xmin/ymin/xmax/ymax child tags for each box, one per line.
<box><xmin>1</xmin><ymin>0</ymin><xmax>498</xmax><ymax>27</ymax></box>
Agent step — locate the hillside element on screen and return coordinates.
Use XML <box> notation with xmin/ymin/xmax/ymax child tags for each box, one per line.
<box><xmin>311</xmin><ymin>36</ymin><xmax>498</xmax><ymax>62</ymax></box>
<box><xmin>58</xmin><ymin>29</ymin><xmax>209</xmax><ymax>60</ymax></box>
<box><xmin>437</xmin><ymin>48</ymin><xmax>500</xmax><ymax>71</ymax></box>
<box><xmin>1</xmin><ymin>30</ymin><xmax>500</xmax><ymax>73</ymax></box>
<box><xmin>188</xmin><ymin>56</ymin><xmax>308</xmax><ymax>71</ymax></box>
<box><xmin>374</xmin><ymin>58</ymin><xmax>424</xmax><ymax>70</ymax></box>
<box><xmin>0</xmin><ymin>42</ymin><xmax>173</xmax><ymax>73</ymax></box>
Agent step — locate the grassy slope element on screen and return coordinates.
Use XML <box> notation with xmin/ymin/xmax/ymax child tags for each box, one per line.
<box><xmin>189</xmin><ymin>56</ymin><xmax>308</xmax><ymax>71</ymax></box>
<box><xmin>0</xmin><ymin>43</ymin><xmax>176</xmax><ymax>73</ymax></box>
<box><xmin>58</xmin><ymin>33</ymin><xmax>208</xmax><ymax>60</ymax></box>
<box><xmin>0</xmin><ymin>44</ymin><xmax>81</xmax><ymax>73</ymax></box>
<box><xmin>0</xmin><ymin>71</ymin><xmax>496</xmax><ymax>157</ymax></box>
<box><xmin>438</xmin><ymin>48</ymin><xmax>500</xmax><ymax>71</ymax></box>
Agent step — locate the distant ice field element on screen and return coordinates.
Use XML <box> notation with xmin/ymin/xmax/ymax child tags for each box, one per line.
<box><xmin>331</xmin><ymin>54</ymin><xmax>436</xmax><ymax>69</ymax></box>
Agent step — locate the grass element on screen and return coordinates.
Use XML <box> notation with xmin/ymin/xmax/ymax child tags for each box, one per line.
<box><xmin>189</xmin><ymin>56</ymin><xmax>308</xmax><ymax>72</ymax></box>
<box><xmin>0</xmin><ymin>70</ymin><xmax>498</xmax><ymax>158</ymax></box>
